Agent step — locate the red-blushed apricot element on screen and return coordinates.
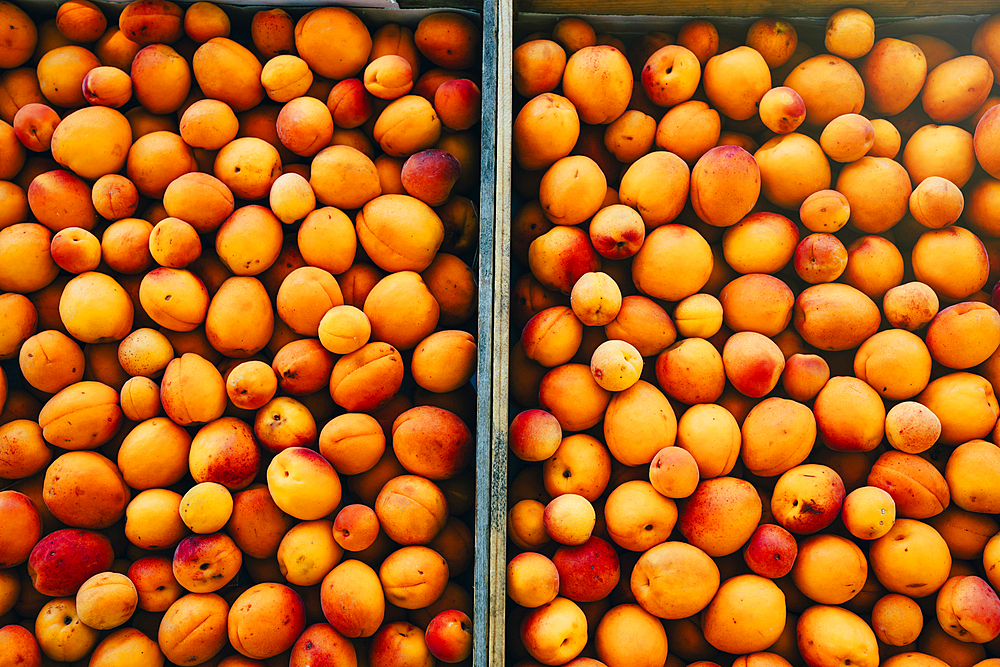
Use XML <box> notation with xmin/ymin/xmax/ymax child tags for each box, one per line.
<box><xmin>680</xmin><ymin>476</ymin><xmax>762</xmax><ymax>557</ymax></box>
<box><xmin>689</xmin><ymin>146</ymin><xmax>760</xmax><ymax>229</ymax></box>
<box><xmin>329</xmin><ymin>341</ymin><xmax>403</xmax><ymax>412</ymax></box>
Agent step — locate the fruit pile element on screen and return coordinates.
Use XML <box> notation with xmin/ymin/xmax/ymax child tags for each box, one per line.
<box><xmin>507</xmin><ymin>9</ymin><xmax>1000</xmax><ymax>667</ymax></box>
<box><xmin>0</xmin><ymin>0</ymin><xmax>484</xmax><ymax>664</ymax></box>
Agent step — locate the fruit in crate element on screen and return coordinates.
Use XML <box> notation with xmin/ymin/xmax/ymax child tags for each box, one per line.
<box><xmin>0</xmin><ymin>0</ymin><xmax>483</xmax><ymax>663</ymax></box>
<box><xmin>507</xmin><ymin>7</ymin><xmax>1000</xmax><ymax>667</ymax></box>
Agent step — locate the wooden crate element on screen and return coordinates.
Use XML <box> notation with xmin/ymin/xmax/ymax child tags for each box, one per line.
<box><xmin>488</xmin><ymin>3</ymin><xmax>997</xmax><ymax>666</ymax></box>
<box><xmin>3</xmin><ymin>1</ymin><xmax>499</xmax><ymax>665</ymax></box>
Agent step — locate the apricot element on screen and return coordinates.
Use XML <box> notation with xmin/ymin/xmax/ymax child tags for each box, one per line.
<box><xmin>513</xmin><ymin>92</ymin><xmax>580</xmax><ymax>171</ymax></box>
<box><xmin>755</xmin><ymin>132</ymin><xmax>831</xmax><ymax>210</ymax></box>
<box><xmin>35</xmin><ymin>597</ymin><xmax>100</xmax><ymax>662</ymax></box>
<box><xmin>162</xmin><ymin>172</ymin><xmax>234</xmax><ymax>234</ymax></box>
<box><xmin>127</xmin><ymin>130</ymin><xmax>197</xmax><ymax>199</ymax></box>
<box><xmin>903</xmin><ymin>123</ymin><xmax>976</xmax><ymax>188</ymax></box>
<box><xmin>911</xmin><ymin>176</ymin><xmax>965</xmax><ymax>229</ymax></box>
<box><xmin>320</xmin><ymin>559</ymin><xmax>384</xmax><ymax>638</ymax></box>
<box><xmin>179</xmin><ymin>99</ymin><xmax>239</xmax><ymax>151</ymax></box>
<box><xmin>513</xmin><ymin>39</ymin><xmax>567</xmax><ymax>98</ymax></box>
<box><xmin>157</xmin><ymin>592</ymin><xmax>230</xmax><ymax>666</ymax></box>
<box><xmin>18</xmin><ymin>329</ymin><xmax>84</xmax><ymax>393</ymax></box>
<box><xmin>923</xmin><ymin>56</ymin><xmax>995</xmax><ymax>123</ymax></box>
<box><xmin>654</xmin><ymin>100</ymin><xmax>721</xmax><ymax>165</ymax></box>
<box><xmin>0</xmin><ymin>420</ymin><xmax>51</xmax><ymax>479</ymax></box>
<box><xmin>191</xmin><ymin>37</ymin><xmax>264</xmax><ymax>113</ymax></box>
<box><xmin>373</xmin><ymin>94</ymin><xmax>442</xmax><ymax>157</ymax></box>
<box><xmin>656</xmin><ymin>337</ymin><xmax>725</xmax><ymax>406</ymax></box>
<box><xmin>926</xmin><ymin>302</ymin><xmax>1000</xmax><ymax>369</ymax></box>
<box><xmin>871</xmin><ymin>518</ymin><xmax>952</xmax><ymax>597</ymax></box>
<box><xmin>797</xmin><ymin>605</ymin><xmax>878</xmax><ymax>667</ymax></box>
<box><xmin>740</xmin><ymin>397</ymin><xmax>816</xmax><ymax>477</ymax></box>
<box><xmin>214</xmin><ymin>137</ymin><xmax>282</xmax><ymax>202</ymax></box>
<box><xmin>784</xmin><ymin>54</ymin><xmax>865</xmax><ymax>127</ymax></box>
<box><xmin>703</xmin><ymin>574</ymin><xmax>785</xmax><ymax>654</ymax></box>
<box><xmin>912</xmin><ymin>226</ymin><xmax>990</xmax><ymax>301</ymax></box>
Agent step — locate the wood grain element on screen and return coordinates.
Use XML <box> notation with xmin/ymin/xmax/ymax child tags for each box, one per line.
<box><xmin>515</xmin><ymin>0</ymin><xmax>997</xmax><ymax>17</ymax></box>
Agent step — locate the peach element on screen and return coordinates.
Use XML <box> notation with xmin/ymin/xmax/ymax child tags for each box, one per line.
<box><xmin>920</xmin><ymin>372</ymin><xmax>999</xmax><ymax>446</ymax></box>
<box><xmin>513</xmin><ymin>39</ymin><xmax>567</xmax><ymax>98</ymax></box>
<box><xmin>18</xmin><ymin>329</ymin><xmax>84</xmax><ymax>393</ymax></box>
<box><xmin>926</xmin><ymin>302</ymin><xmax>1000</xmax><ymax>369</ymax></box>
<box><xmin>38</xmin><ymin>379</ymin><xmax>123</xmax><ymax>450</ymax></box>
<box><xmin>513</xmin><ymin>92</ymin><xmax>580</xmax><ymax>171</ymax></box>
<box><xmin>266</xmin><ymin>446</ymin><xmax>341</xmax><ymax>520</ymax></box>
<box><xmin>855</xmin><ymin>329</ymin><xmax>932</xmax><ymax>400</ymax></box>
<box><xmin>356</xmin><ymin>194</ymin><xmax>444</xmax><ymax>273</ymax></box>
<box><xmin>157</xmin><ymin>592</ymin><xmax>230</xmax><ymax>666</ymax></box>
<box><xmin>183</xmin><ymin>1</ymin><xmax>229</xmax><ymax>42</ymax></box>
<box><xmin>321</xmin><ymin>560</ymin><xmax>385</xmax><ymax>637</ymax></box>
<box><xmin>793</xmin><ymin>282</ymin><xmax>881</xmax><ymax>351</ymax></box>
<box><xmin>690</xmin><ymin>146</ymin><xmax>761</xmax><ymax>228</ymax></box>
<box><xmin>617</xmin><ymin>151</ymin><xmax>690</xmax><ymax>231</ymax></box>
<box><xmin>562</xmin><ymin>45</ymin><xmax>631</xmax><ymax>125</ymax></box>
<box><xmin>329</xmin><ymin>341</ymin><xmax>404</xmax><ymax>412</ymax></box>
<box><xmin>884</xmin><ymin>401</ymin><xmax>941</xmax><ymax>454</ymax></box>
<box><xmin>507</xmin><ymin>551</ymin><xmax>560</xmax><ymax>609</ymax></box>
<box><xmin>654</xmin><ymin>99</ymin><xmax>721</xmax><ymax>164</ymax></box>
<box><xmin>260</xmin><ymin>55</ymin><xmax>313</xmax><ymax>103</ymax></box>
<box><xmin>797</xmin><ymin>605</ymin><xmax>878</xmax><ymax>667</ymax></box>
<box><xmin>758</xmin><ymin>85</ymin><xmax>807</xmax><ymax>134</ymax></box>
<box><xmin>883</xmin><ymin>281</ymin><xmax>940</xmax><ymax>332</ymax></box>
<box><xmin>171</xmin><ymin>531</ymin><xmax>242</xmax><ymax>593</ymax></box>
<box><xmin>434</xmin><ymin>78</ymin><xmax>481</xmax><ymax>131</ymax></box>
<box><xmin>722</xmin><ymin>330</ymin><xmax>785</xmax><ymax>398</ymax></box>
<box><xmin>28</xmin><ymin>528</ymin><xmax>114</xmax><ymax>597</ymax></box>
<box><xmin>35</xmin><ymin>44</ymin><xmax>100</xmax><ymax>108</ymax></box>
<box><xmin>702</xmin><ymin>574</ymin><xmax>785</xmax><ymax>654</ymax></box>
<box><xmin>13</xmin><ymin>103</ymin><xmax>60</xmax><ymax>152</ymax></box>
<box><xmin>641</xmin><ymin>44</ymin><xmax>700</xmax><ymax>108</ymax></box>
<box><xmin>740</xmin><ymin>397</ymin><xmax>816</xmax><ymax>477</ymax></box>
<box><xmin>379</xmin><ymin>544</ymin><xmax>448</xmax><ymax>610</ymax></box>
<box><xmin>131</xmin><ymin>44</ymin><xmax>190</xmax><ymax>115</ymax></box>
